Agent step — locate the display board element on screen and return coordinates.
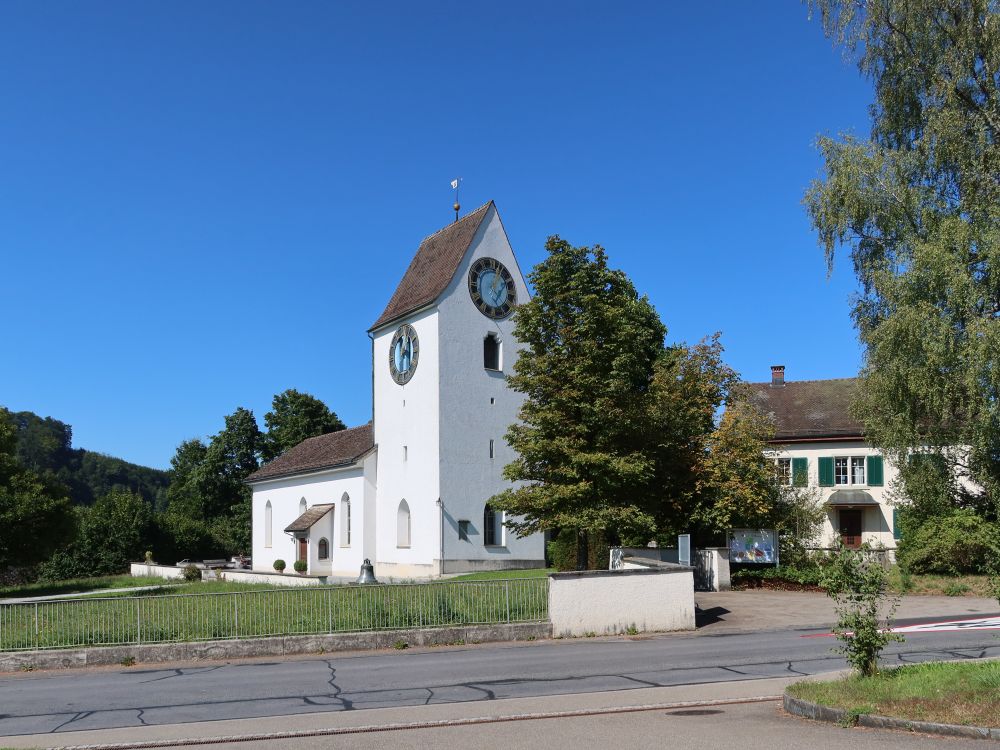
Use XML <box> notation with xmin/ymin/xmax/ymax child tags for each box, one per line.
<box><xmin>728</xmin><ymin>528</ymin><xmax>778</xmax><ymax>564</ymax></box>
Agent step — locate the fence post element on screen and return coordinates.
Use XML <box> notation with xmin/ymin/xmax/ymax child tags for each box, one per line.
<box><xmin>136</xmin><ymin>599</ymin><xmax>141</xmax><ymax>644</ymax></box>
<box><xmin>504</xmin><ymin>580</ymin><xmax>511</xmax><ymax>624</ymax></box>
<box><xmin>34</xmin><ymin>602</ymin><xmax>39</xmax><ymax>649</ymax></box>
<box><xmin>233</xmin><ymin>594</ymin><xmax>240</xmax><ymax>639</ymax></box>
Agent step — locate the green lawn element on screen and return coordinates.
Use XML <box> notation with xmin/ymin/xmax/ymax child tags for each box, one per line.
<box><xmin>0</xmin><ymin>575</ymin><xmax>170</xmax><ymax>599</ymax></box>
<box><xmin>788</xmin><ymin>661</ymin><xmax>1000</xmax><ymax>728</ymax></box>
<box><xmin>448</xmin><ymin>568</ymin><xmax>551</xmax><ymax>581</ymax></box>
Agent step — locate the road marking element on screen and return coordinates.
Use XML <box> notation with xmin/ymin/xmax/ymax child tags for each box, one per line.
<box><xmin>802</xmin><ymin>615</ymin><xmax>1000</xmax><ymax>638</ymax></box>
<box><xmin>37</xmin><ymin>695</ymin><xmax>783</xmax><ymax>750</ymax></box>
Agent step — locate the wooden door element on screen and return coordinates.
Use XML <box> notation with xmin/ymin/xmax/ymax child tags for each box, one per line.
<box><xmin>298</xmin><ymin>538</ymin><xmax>308</xmax><ymax>562</ymax></box>
<box><xmin>839</xmin><ymin>509</ymin><xmax>863</xmax><ymax>549</ymax></box>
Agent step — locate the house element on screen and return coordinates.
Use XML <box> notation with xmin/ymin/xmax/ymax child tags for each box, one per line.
<box><xmin>245</xmin><ymin>202</ymin><xmax>546</xmax><ymax>578</ymax></box>
<box><xmin>749</xmin><ymin>365</ymin><xmax>899</xmax><ymax>551</ymax></box>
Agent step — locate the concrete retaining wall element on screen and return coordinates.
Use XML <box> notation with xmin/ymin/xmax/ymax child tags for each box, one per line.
<box><xmin>129</xmin><ymin>563</ymin><xmax>186</xmax><ymax>580</ymax></box>
<box><xmin>0</xmin><ymin>622</ymin><xmax>551</xmax><ymax>673</ymax></box>
<box><xmin>219</xmin><ymin>570</ymin><xmax>327</xmax><ymax>586</ymax></box>
<box><xmin>548</xmin><ymin>567</ymin><xmax>695</xmax><ymax>637</ymax></box>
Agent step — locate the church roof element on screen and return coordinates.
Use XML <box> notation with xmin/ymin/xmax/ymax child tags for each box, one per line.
<box><xmin>284</xmin><ymin>503</ymin><xmax>335</xmax><ymax>533</ymax></box>
<box><xmin>747</xmin><ymin>377</ymin><xmax>863</xmax><ymax>442</ymax></box>
<box><xmin>369</xmin><ymin>201</ymin><xmax>493</xmax><ymax>331</ymax></box>
<box><xmin>246</xmin><ymin>423</ymin><xmax>374</xmax><ymax>483</ymax></box>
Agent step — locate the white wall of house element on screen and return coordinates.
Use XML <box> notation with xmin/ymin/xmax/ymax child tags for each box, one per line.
<box><xmin>250</xmin><ymin>463</ymin><xmax>368</xmax><ymax>577</ymax></box>
<box><xmin>372</xmin><ymin>306</ymin><xmax>441</xmax><ymax>578</ymax></box>
<box><xmin>768</xmin><ymin>440</ymin><xmax>899</xmax><ymax>550</ymax></box>
<box><xmin>436</xmin><ymin>206</ymin><xmax>545</xmax><ymax>571</ymax></box>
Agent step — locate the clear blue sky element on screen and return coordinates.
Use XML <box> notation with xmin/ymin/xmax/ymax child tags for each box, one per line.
<box><xmin>1</xmin><ymin>2</ymin><xmax>872</xmax><ymax>469</ymax></box>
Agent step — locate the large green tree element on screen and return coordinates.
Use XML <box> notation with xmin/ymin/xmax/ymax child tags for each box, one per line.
<box><xmin>260</xmin><ymin>389</ymin><xmax>345</xmax><ymax>463</ymax></box>
<box><xmin>806</xmin><ymin>0</ymin><xmax>1000</xmax><ymax>516</ymax></box>
<box><xmin>490</xmin><ymin>237</ymin><xmax>667</xmax><ymax>567</ymax></box>
<box><xmin>0</xmin><ymin>409</ymin><xmax>75</xmax><ymax>571</ymax></box>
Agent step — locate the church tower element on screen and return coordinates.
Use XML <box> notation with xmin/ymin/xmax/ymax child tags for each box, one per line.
<box><xmin>369</xmin><ymin>202</ymin><xmax>545</xmax><ymax>576</ymax></box>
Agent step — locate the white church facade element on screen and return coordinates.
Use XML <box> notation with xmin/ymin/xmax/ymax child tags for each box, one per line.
<box><xmin>246</xmin><ymin>202</ymin><xmax>546</xmax><ymax>578</ymax></box>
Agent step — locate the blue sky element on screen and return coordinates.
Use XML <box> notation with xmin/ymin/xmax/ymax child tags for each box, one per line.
<box><xmin>1</xmin><ymin>2</ymin><xmax>872</xmax><ymax>469</ymax></box>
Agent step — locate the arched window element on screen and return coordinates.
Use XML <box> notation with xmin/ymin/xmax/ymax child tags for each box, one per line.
<box><xmin>484</xmin><ymin>333</ymin><xmax>501</xmax><ymax>371</ymax></box>
<box><xmin>299</xmin><ymin>498</ymin><xmax>307</xmax><ymax>516</ymax></box>
<box><xmin>264</xmin><ymin>501</ymin><xmax>272</xmax><ymax>548</ymax></box>
<box><xmin>341</xmin><ymin>492</ymin><xmax>351</xmax><ymax>546</ymax></box>
<box><xmin>397</xmin><ymin>499</ymin><xmax>411</xmax><ymax>548</ymax></box>
<box><xmin>318</xmin><ymin>538</ymin><xmax>329</xmax><ymax>560</ymax></box>
<box><xmin>484</xmin><ymin>503</ymin><xmax>499</xmax><ymax>546</ymax></box>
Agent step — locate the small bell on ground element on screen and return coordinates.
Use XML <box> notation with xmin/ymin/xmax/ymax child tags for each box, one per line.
<box><xmin>357</xmin><ymin>558</ymin><xmax>379</xmax><ymax>585</ymax></box>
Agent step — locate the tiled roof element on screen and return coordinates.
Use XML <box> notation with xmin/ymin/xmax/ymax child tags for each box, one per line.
<box><xmin>284</xmin><ymin>503</ymin><xmax>334</xmax><ymax>533</ymax></box>
<box><xmin>748</xmin><ymin>377</ymin><xmax>863</xmax><ymax>441</ymax></box>
<box><xmin>369</xmin><ymin>202</ymin><xmax>493</xmax><ymax>331</ymax></box>
<box><xmin>246</xmin><ymin>424</ymin><xmax>374</xmax><ymax>483</ymax></box>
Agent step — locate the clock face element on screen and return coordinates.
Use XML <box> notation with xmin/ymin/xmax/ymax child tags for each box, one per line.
<box><xmin>468</xmin><ymin>257</ymin><xmax>516</xmax><ymax>319</ymax></box>
<box><xmin>389</xmin><ymin>324</ymin><xmax>419</xmax><ymax>385</ymax></box>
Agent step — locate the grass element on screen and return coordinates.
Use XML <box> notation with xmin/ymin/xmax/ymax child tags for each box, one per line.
<box><xmin>0</xmin><ymin>576</ymin><xmax>549</xmax><ymax>651</ymax></box>
<box><xmin>448</xmin><ymin>567</ymin><xmax>551</xmax><ymax>581</ymax></box>
<box><xmin>0</xmin><ymin>575</ymin><xmax>171</xmax><ymax>599</ymax></box>
<box><xmin>788</xmin><ymin>661</ymin><xmax>1000</xmax><ymax>728</ymax></box>
<box><xmin>886</xmin><ymin>570</ymin><xmax>997</xmax><ymax>598</ymax></box>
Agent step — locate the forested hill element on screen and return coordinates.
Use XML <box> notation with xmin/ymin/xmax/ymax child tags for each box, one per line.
<box><xmin>8</xmin><ymin>410</ymin><xmax>169</xmax><ymax>508</ymax></box>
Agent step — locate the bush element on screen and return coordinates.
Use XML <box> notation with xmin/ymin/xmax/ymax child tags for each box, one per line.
<box><xmin>896</xmin><ymin>510</ymin><xmax>1000</xmax><ymax>575</ymax></box>
<box><xmin>273</xmin><ymin>559</ymin><xmax>286</xmax><ymax>573</ymax></box>
<box><xmin>293</xmin><ymin>559</ymin><xmax>307</xmax><ymax>574</ymax></box>
<box><xmin>182</xmin><ymin>564</ymin><xmax>201</xmax><ymax>582</ymax></box>
<box><xmin>732</xmin><ymin>564</ymin><xmax>825</xmax><ymax>589</ymax></box>
<box><xmin>546</xmin><ymin>529</ymin><xmax>610</xmax><ymax>571</ymax></box>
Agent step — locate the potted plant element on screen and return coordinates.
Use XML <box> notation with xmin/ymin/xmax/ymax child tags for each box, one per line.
<box><xmin>293</xmin><ymin>559</ymin><xmax>307</xmax><ymax>574</ymax></box>
<box><xmin>273</xmin><ymin>559</ymin><xmax>286</xmax><ymax>574</ymax></box>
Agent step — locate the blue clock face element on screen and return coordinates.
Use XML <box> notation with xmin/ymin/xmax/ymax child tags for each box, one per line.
<box><xmin>468</xmin><ymin>257</ymin><xmax>516</xmax><ymax>319</ymax></box>
<box><xmin>389</xmin><ymin>324</ymin><xmax>419</xmax><ymax>385</ymax></box>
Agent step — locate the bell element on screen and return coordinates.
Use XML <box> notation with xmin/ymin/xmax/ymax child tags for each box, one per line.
<box><xmin>356</xmin><ymin>558</ymin><xmax>379</xmax><ymax>585</ymax></box>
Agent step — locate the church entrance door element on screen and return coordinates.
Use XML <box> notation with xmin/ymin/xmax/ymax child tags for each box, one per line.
<box><xmin>298</xmin><ymin>538</ymin><xmax>307</xmax><ymax>562</ymax></box>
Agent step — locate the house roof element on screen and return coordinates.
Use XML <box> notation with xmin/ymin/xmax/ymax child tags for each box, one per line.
<box><xmin>284</xmin><ymin>503</ymin><xmax>335</xmax><ymax>533</ymax></box>
<box><xmin>369</xmin><ymin>201</ymin><xmax>493</xmax><ymax>331</ymax></box>
<box><xmin>748</xmin><ymin>377</ymin><xmax>863</xmax><ymax>441</ymax></box>
<box><xmin>246</xmin><ymin>424</ymin><xmax>374</xmax><ymax>483</ymax></box>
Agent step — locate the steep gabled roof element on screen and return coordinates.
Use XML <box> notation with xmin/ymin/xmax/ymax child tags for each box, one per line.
<box><xmin>284</xmin><ymin>503</ymin><xmax>335</xmax><ymax>533</ymax></box>
<box><xmin>369</xmin><ymin>201</ymin><xmax>493</xmax><ymax>331</ymax></box>
<box><xmin>246</xmin><ymin>424</ymin><xmax>374</xmax><ymax>483</ymax></box>
<box><xmin>748</xmin><ymin>377</ymin><xmax>862</xmax><ymax>441</ymax></box>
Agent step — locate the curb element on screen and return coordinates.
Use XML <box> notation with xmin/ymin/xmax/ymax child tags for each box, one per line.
<box><xmin>0</xmin><ymin>621</ymin><xmax>552</xmax><ymax>673</ymax></box>
<box><xmin>783</xmin><ymin>694</ymin><xmax>1000</xmax><ymax>741</ymax></box>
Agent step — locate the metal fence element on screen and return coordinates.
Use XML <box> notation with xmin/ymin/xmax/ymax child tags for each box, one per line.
<box><xmin>0</xmin><ymin>578</ymin><xmax>549</xmax><ymax>652</ymax></box>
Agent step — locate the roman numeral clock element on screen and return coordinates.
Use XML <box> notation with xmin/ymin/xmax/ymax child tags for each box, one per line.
<box><xmin>468</xmin><ymin>257</ymin><xmax>516</xmax><ymax>319</ymax></box>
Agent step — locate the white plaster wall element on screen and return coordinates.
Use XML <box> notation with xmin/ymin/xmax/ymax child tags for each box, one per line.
<box><xmin>130</xmin><ymin>563</ymin><xmax>186</xmax><ymax>580</ymax></box>
<box><xmin>372</xmin><ymin>306</ymin><xmax>441</xmax><ymax>571</ymax></box>
<box><xmin>548</xmin><ymin>570</ymin><xmax>695</xmax><ymax>636</ymax></box>
<box><xmin>770</xmin><ymin>440</ymin><xmax>899</xmax><ymax>550</ymax></box>
<box><xmin>436</xmin><ymin>206</ymin><xmax>545</xmax><ymax>569</ymax></box>
<box><xmin>250</xmin><ymin>464</ymin><xmax>367</xmax><ymax>577</ymax></box>
<box><xmin>220</xmin><ymin>570</ymin><xmax>326</xmax><ymax>587</ymax></box>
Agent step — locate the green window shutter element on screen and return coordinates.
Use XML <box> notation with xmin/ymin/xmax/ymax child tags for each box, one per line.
<box><xmin>892</xmin><ymin>508</ymin><xmax>901</xmax><ymax>541</ymax></box>
<box><xmin>792</xmin><ymin>457</ymin><xmax>808</xmax><ymax>487</ymax></box>
<box><xmin>818</xmin><ymin>457</ymin><xmax>834</xmax><ymax>487</ymax></box>
<box><xmin>867</xmin><ymin>455</ymin><xmax>884</xmax><ymax>486</ymax></box>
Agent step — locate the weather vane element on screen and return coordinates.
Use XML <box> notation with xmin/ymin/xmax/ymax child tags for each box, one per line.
<box><xmin>451</xmin><ymin>177</ymin><xmax>462</xmax><ymax>222</ymax></box>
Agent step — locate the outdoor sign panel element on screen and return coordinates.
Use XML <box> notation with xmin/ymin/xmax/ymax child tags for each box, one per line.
<box><xmin>728</xmin><ymin>528</ymin><xmax>778</xmax><ymax>564</ymax></box>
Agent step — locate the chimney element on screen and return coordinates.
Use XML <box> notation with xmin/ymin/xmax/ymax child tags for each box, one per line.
<box><xmin>771</xmin><ymin>365</ymin><xmax>785</xmax><ymax>386</ymax></box>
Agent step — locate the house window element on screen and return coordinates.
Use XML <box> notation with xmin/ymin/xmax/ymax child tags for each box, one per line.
<box><xmin>775</xmin><ymin>458</ymin><xmax>791</xmax><ymax>486</ymax></box>
<box><xmin>851</xmin><ymin>457</ymin><xmax>866</xmax><ymax>485</ymax></box>
<box><xmin>404</xmin><ymin>445</ymin><xmax>408</xmax><ymax>461</ymax></box>
<box><xmin>341</xmin><ymin>493</ymin><xmax>351</xmax><ymax>546</ymax></box>
<box><xmin>484</xmin><ymin>334</ymin><xmax>501</xmax><ymax>371</ymax></box>
<box><xmin>318</xmin><ymin>538</ymin><xmax>329</xmax><ymax>560</ymax></box>
<box><xmin>834</xmin><ymin>457</ymin><xmax>849</xmax><ymax>485</ymax></box>
<box><xmin>264</xmin><ymin>501</ymin><xmax>272</xmax><ymax>548</ymax></box>
<box><xmin>489</xmin><ymin>439</ymin><xmax>495</xmax><ymax>459</ymax></box>
<box><xmin>397</xmin><ymin>499</ymin><xmax>411</xmax><ymax>548</ymax></box>
<box><xmin>299</xmin><ymin>498</ymin><xmax>307</xmax><ymax>516</ymax></box>
<box><xmin>484</xmin><ymin>504</ymin><xmax>500</xmax><ymax>546</ymax></box>
<box><xmin>458</xmin><ymin>519</ymin><xmax>470</xmax><ymax>541</ymax></box>
<box><xmin>834</xmin><ymin>456</ymin><xmax>868</xmax><ymax>485</ymax></box>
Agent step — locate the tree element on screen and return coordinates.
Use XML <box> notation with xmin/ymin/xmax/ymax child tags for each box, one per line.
<box><xmin>490</xmin><ymin>236</ymin><xmax>667</xmax><ymax>567</ymax></box>
<box><xmin>0</xmin><ymin>409</ymin><xmax>76</xmax><ymax>571</ymax></box>
<box><xmin>805</xmin><ymin>0</ymin><xmax>1000</xmax><ymax>517</ymax></box>
<box><xmin>260</xmin><ymin>389</ymin><xmax>345</xmax><ymax>463</ymax></box>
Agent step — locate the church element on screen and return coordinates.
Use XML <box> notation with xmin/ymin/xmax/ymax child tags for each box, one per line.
<box><xmin>246</xmin><ymin>202</ymin><xmax>546</xmax><ymax>578</ymax></box>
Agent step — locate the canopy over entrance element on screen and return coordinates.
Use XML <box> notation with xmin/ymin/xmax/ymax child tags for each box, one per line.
<box><xmin>825</xmin><ymin>489</ymin><xmax>879</xmax><ymax>507</ymax></box>
<box><xmin>284</xmin><ymin>503</ymin><xmax>334</xmax><ymax>534</ymax></box>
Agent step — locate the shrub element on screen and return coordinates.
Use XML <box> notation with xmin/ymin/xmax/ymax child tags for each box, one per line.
<box><xmin>896</xmin><ymin>510</ymin><xmax>1000</xmax><ymax>575</ymax></box>
<box><xmin>273</xmin><ymin>559</ymin><xmax>286</xmax><ymax>573</ymax></box>
<box><xmin>182</xmin><ymin>564</ymin><xmax>201</xmax><ymax>582</ymax></box>
<box><xmin>546</xmin><ymin>529</ymin><xmax>610</xmax><ymax>571</ymax></box>
<box><xmin>293</xmin><ymin>560</ymin><xmax>307</xmax><ymax>574</ymax></box>
<box><xmin>731</xmin><ymin>564</ymin><xmax>824</xmax><ymax>589</ymax></box>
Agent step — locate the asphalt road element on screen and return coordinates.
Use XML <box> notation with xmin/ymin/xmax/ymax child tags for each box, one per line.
<box><xmin>1</xmin><ymin>616</ymin><xmax>998</xmax><ymax>739</ymax></box>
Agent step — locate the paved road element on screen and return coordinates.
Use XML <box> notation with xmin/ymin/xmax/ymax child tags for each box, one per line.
<box><xmin>1</xmin><ymin>613</ymin><xmax>998</xmax><ymax>739</ymax></box>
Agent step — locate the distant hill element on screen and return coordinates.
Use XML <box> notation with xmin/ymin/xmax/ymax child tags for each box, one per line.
<box><xmin>8</xmin><ymin>410</ymin><xmax>169</xmax><ymax>509</ymax></box>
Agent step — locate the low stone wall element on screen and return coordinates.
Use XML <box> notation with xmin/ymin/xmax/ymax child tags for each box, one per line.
<box><xmin>220</xmin><ymin>570</ymin><xmax>327</xmax><ymax>586</ymax></box>
<box><xmin>129</xmin><ymin>563</ymin><xmax>186</xmax><ymax>580</ymax></box>
<box><xmin>548</xmin><ymin>567</ymin><xmax>695</xmax><ymax>637</ymax></box>
<box><xmin>0</xmin><ymin>622</ymin><xmax>551</xmax><ymax>672</ymax></box>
